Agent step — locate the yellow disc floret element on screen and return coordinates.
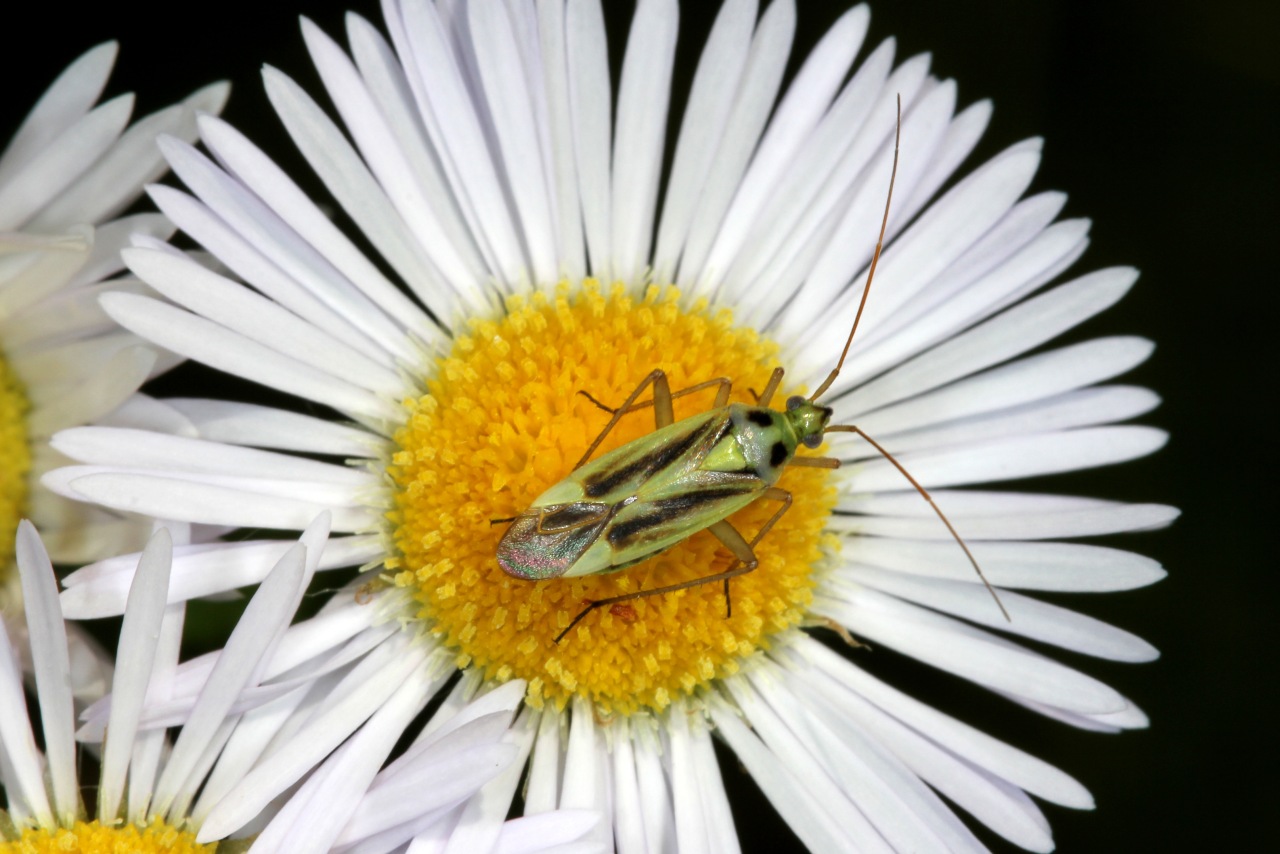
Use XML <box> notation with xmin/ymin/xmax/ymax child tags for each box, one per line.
<box><xmin>0</xmin><ymin>819</ymin><xmax>214</xmax><ymax>853</ymax></box>
<box><xmin>0</xmin><ymin>352</ymin><xmax>29</xmax><ymax>587</ymax></box>
<box><xmin>387</xmin><ymin>283</ymin><xmax>836</xmax><ymax>715</ymax></box>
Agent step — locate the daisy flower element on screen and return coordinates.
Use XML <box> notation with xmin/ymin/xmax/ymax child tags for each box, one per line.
<box><xmin>0</xmin><ymin>43</ymin><xmax>228</xmax><ymax>699</ymax></box>
<box><xmin>49</xmin><ymin>1</ymin><xmax>1175</xmax><ymax>850</ymax></box>
<box><xmin>0</xmin><ymin>516</ymin><xmax>561</xmax><ymax>853</ymax></box>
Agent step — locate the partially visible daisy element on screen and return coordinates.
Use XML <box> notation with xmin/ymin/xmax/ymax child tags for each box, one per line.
<box><xmin>50</xmin><ymin>1</ymin><xmax>1175</xmax><ymax>850</ymax></box>
<box><xmin>0</xmin><ymin>43</ymin><xmax>228</xmax><ymax>699</ymax></box>
<box><xmin>0</xmin><ymin>517</ymin><xmax>561</xmax><ymax>853</ymax></box>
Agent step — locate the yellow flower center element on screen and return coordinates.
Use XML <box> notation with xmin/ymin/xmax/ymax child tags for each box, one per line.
<box><xmin>387</xmin><ymin>283</ymin><xmax>836</xmax><ymax>715</ymax></box>
<box><xmin>0</xmin><ymin>819</ymin><xmax>213</xmax><ymax>853</ymax></box>
<box><xmin>0</xmin><ymin>351</ymin><xmax>29</xmax><ymax>586</ymax></box>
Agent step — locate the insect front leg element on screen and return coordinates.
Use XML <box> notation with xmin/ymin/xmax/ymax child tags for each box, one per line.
<box><xmin>579</xmin><ymin>376</ymin><xmax>734</xmax><ymax>418</ymax></box>
<box><xmin>574</xmin><ymin>374</ymin><xmax>734</xmax><ymax>468</ymax></box>
<box><xmin>554</xmin><ymin>488</ymin><xmax>792</xmax><ymax>643</ymax></box>
<box><xmin>574</xmin><ymin>369</ymin><xmax>671</xmax><ymax>469</ymax></box>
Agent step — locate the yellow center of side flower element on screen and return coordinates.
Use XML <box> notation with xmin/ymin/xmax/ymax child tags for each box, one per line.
<box><xmin>387</xmin><ymin>283</ymin><xmax>836</xmax><ymax>715</ymax></box>
<box><xmin>0</xmin><ymin>352</ymin><xmax>30</xmax><ymax>586</ymax></box>
<box><xmin>0</xmin><ymin>819</ymin><xmax>214</xmax><ymax>853</ymax></box>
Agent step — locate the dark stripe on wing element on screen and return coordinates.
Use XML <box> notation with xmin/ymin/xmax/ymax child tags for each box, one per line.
<box><xmin>606</xmin><ymin>484</ymin><xmax>756</xmax><ymax>550</ymax></box>
<box><xmin>583</xmin><ymin>415</ymin><xmax>731</xmax><ymax>498</ymax></box>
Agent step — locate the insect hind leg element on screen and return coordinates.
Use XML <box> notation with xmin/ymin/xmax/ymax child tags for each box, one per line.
<box><xmin>554</xmin><ymin>488</ymin><xmax>792</xmax><ymax>643</ymax></box>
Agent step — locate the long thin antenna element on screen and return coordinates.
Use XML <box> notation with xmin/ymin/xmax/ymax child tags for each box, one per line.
<box><xmin>826</xmin><ymin>425</ymin><xmax>1011</xmax><ymax>621</ymax></box>
<box><xmin>810</xmin><ymin>94</ymin><xmax>902</xmax><ymax>403</ymax></box>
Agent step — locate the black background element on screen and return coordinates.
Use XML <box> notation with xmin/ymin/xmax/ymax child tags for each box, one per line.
<box><xmin>2</xmin><ymin>1</ymin><xmax>1274</xmax><ymax>851</ymax></box>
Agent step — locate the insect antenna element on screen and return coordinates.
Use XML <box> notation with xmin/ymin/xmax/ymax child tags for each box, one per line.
<box><xmin>809</xmin><ymin>94</ymin><xmax>902</xmax><ymax>404</ymax></box>
<box><xmin>807</xmin><ymin>94</ymin><xmax>1010</xmax><ymax>622</ymax></box>
<box><xmin>827</xmin><ymin>424</ymin><xmax>1011</xmax><ymax>621</ymax></box>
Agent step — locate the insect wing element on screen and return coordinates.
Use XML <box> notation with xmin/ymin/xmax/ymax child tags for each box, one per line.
<box><xmin>498</xmin><ymin>501</ymin><xmax>611</xmax><ymax>580</ymax></box>
<box><xmin>591</xmin><ymin>469</ymin><xmax>761</xmax><ymax>573</ymax></box>
<box><xmin>574</xmin><ymin>409</ymin><xmax>732</xmax><ymax>502</ymax></box>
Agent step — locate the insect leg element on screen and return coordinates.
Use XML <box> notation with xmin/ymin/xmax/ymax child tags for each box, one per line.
<box><xmin>755</xmin><ymin>368</ymin><xmax>786</xmax><ymax>407</ymax></box>
<box><xmin>554</xmin><ymin>488</ymin><xmax>792</xmax><ymax>643</ymax></box>
<box><xmin>574</xmin><ymin>376</ymin><xmax>734</xmax><ymax>468</ymax></box>
<box><xmin>579</xmin><ymin>377</ymin><xmax>733</xmax><ymax>416</ymax></box>
<box><xmin>574</xmin><ymin>370</ymin><xmax>670</xmax><ymax>469</ymax></box>
<box><xmin>709</xmin><ymin>487</ymin><xmax>792</xmax><ymax>617</ymax></box>
<box><xmin>826</xmin><ymin>424</ymin><xmax>1011</xmax><ymax>621</ymax></box>
<box><xmin>788</xmin><ymin>456</ymin><xmax>840</xmax><ymax>469</ymax></box>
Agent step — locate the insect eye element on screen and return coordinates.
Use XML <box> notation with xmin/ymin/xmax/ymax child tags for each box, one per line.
<box><xmin>786</xmin><ymin>395</ymin><xmax>805</xmax><ymax>411</ymax></box>
<box><xmin>802</xmin><ymin>434</ymin><xmax>823</xmax><ymax>449</ymax></box>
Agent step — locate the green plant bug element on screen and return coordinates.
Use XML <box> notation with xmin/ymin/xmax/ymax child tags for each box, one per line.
<box><xmin>496</xmin><ymin>98</ymin><xmax>1008</xmax><ymax>642</ymax></box>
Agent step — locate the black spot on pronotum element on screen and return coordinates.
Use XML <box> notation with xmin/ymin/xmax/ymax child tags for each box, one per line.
<box><xmin>747</xmin><ymin>410</ymin><xmax>773</xmax><ymax>427</ymax></box>
<box><xmin>770</xmin><ymin>442</ymin><xmax>788</xmax><ymax>467</ymax></box>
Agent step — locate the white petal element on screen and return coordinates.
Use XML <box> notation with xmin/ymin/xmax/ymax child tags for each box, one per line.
<box><xmin>0</xmin><ymin>42</ymin><xmax>117</xmax><ymax>185</ymax></box>
<box><xmin>846</xmin><ymin>426</ymin><xmax>1167</xmax><ymax>491</ymax></box>
<box><xmin>46</xmin><ymin>467</ymin><xmax>376</xmax><ymax>535</ymax></box>
<box><xmin>846</xmin><ymin>537</ymin><xmax>1167</xmax><ymax>592</ymax></box>
<box><xmin>25</xmin><ymin>345</ymin><xmax>155</xmax><ymax>439</ymax></box>
<box><xmin>844</xmin><ymin>564</ymin><xmax>1159</xmax><ymax>660</ymax></box>
<box><xmin>151</xmin><ymin>543</ymin><xmax>309</xmax><ymax>818</ymax></box>
<box><xmin>162</xmin><ymin>398</ymin><xmax>381</xmax><ymax>456</ymax></box>
<box><xmin>0</xmin><ymin>94</ymin><xmax>133</xmax><ymax>230</ymax></box>
<box><xmin>32</xmin><ymin>82</ymin><xmax>229</xmax><ymax>230</ymax></box>
<box><xmin>610</xmin><ymin>0</ymin><xmax>678</xmax><ymax>284</ymax></box>
<box><xmin>725</xmin><ymin>35</ymin><xmax>896</xmax><ymax>313</ymax></box>
<box><xmin>124</xmin><ymin>242</ymin><xmax>405</xmax><ymax>395</ymax></box>
<box><xmin>839</xmin><ymin>266</ymin><xmax>1138</xmax><ymax>414</ymax></box>
<box><xmin>848</xmin><ymin>336</ymin><xmax>1155</xmax><ymax>438</ymax></box>
<box><xmin>492</xmin><ymin>811</ymin><xmax>600</xmax><ymax>854</ymax></box>
<box><xmin>246</xmin><ymin>668</ymin><xmax>444</xmax><ymax>851</ymax></box>
<box><xmin>343</xmin><ymin>13</ymin><xmax>491</xmax><ymax>296</ymax></box>
<box><xmin>814</xmin><ymin>584</ymin><xmax>1130</xmax><ymax>715</ymax></box>
<box><xmin>0</xmin><ymin>224</ymin><xmax>92</xmax><ymax>318</ymax></box>
<box><xmin>708</xmin><ymin>691</ymin><xmax>883</xmax><ymax>852</ymax></box>
<box><xmin>566</xmin><ymin>0</ymin><xmax>612</xmax><ymax>279</ymax></box>
<box><xmin>99</xmin><ymin>291</ymin><xmax>402</xmax><ymax>422</ymax></box>
<box><xmin>777</xmin><ymin>645</ymin><xmax>1056</xmax><ymax>850</ymax></box>
<box><xmin>66</xmin><ymin>213</ymin><xmax>172</xmax><ymax>288</ymax></box>
<box><xmin>654</xmin><ymin>0</ymin><xmax>787</xmax><ymax>285</ymax></box>
<box><xmin>126</xmin><ymin>600</ymin><xmax>185</xmax><ymax>823</ymax></box>
<box><xmin>834</xmin><ymin>499</ymin><xmax>1177</xmax><ymax>540</ymax></box>
<box><xmin>524</xmin><ymin>706</ymin><xmax>563</xmax><ymax>815</ymax></box>
<box><xmin>337</xmin><ymin>739</ymin><xmax>521</xmax><ymax>850</ymax></box>
<box><xmin>610</xmin><ymin>717</ymin><xmax>648</xmax><ymax>854</ymax></box>
<box><xmin>695</xmin><ymin>3</ymin><xmax>867</xmax><ymax>296</ymax></box>
<box><xmin>191</xmin><ymin>686</ymin><xmax>312</xmax><ymax>828</ymax></box>
<box><xmin>62</xmin><ymin>534</ymin><xmax>380</xmax><ymax>618</ymax></box>
<box><xmin>381</xmin><ymin>4</ymin><xmax>526</xmax><ymax>287</ymax></box>
<box><xmin>197</xmin><ymin>114</ymin><xmax>442</xmax><ymax>351</ymax></box>
<box><xmin>0</xmin><ymin>617</ymin><xmax>53</xmax><ymax>826</ymax></box>
<box><xmin>98</xmin><ymin>529</ymin><xmax>172</xmax><ymax>823</ymax></box>
<box><xmin>145</xmin><ymin>183</ymin><xmax>409</xmax><ymax>362</ymax></box>
<box><xmin>734</xmin><ymin>670</ymin><xmax>979</xmax><ymax>853</ymax></box>
<box><xmin>795</xmin><ymin>637</ymin><xmax>1093</xmax><ymax>808</ymax></box>
<box><xmin>557</xmin><ymin>697</ymin><xmax>612</xmax><ymax>851</ymax></box>
<box><xmin>15</xmin><ymin>522</ymin><xmax>78</xmax><ymax>824</ymax></box>
<box><xmin>469</xmin><ymin>0</ymin><xmax>558</xmax><ymax>285</ymax></box>
<box><xmin>534</xmin><ymin>0</ymin><xmax>586</xmax><ymax>281</ymax></box>
<box><xmin>198</xmin><ymin>637</ymin><xmax>429</xmax><ymax>841</ymax></box>
<box><xmin>667</xmin><ymin>703</ymin><xmax>711</xmax><ymax>854</ymax></box>
<box><xmin>52</xmin><ymin>426</ymin><xmax>374</xmax><ymax>486</ymax></box>
<box><xmin>844</xmin><ymin>386</ymin><xmax>1160</xmax><ymax>462</ymax></box>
